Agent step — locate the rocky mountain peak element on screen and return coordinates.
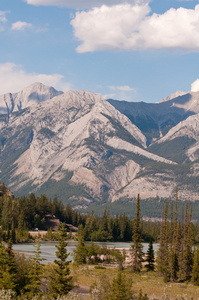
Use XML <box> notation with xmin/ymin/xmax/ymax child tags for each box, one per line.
<box><xmin>0</xmin><ymin>82</ymin><xmax>63</xmax><ymax>115</ymax></box>
<box><xmin>159</xmin><ymin>90</ymin><xmax>187</xmax><ymax>103</ymax></box>
<box><xmin>56</xmin><ymin>90</ymin><xmax>103</xmax><ymax>108</ymax></box>
<box><xmin>3</xmin><ymin>83</ymin><xmax>199</xmax><ymax>204</ymax></box>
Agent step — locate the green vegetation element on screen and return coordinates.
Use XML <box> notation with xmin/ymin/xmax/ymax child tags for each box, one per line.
<box><xmin>145</xmin><ymin>239</ymin><xmax>155</xmax><ymax>271</ymax></box>
<box><xmin>50</xmin><ymin>223</ymin><xmax>73</xmax><ymax>298</ymax></box>
<box><xmin>1</xmin><ymin>190</ymin><xmax>199</xmax><ymax>298</ymax></box>
<box><xmin>130</xmin><ymin>194</ymin><xmax>143</xmax><ymax>272</ymax></box>
<box><xmin>157</xmin><ymin>194</ymin><xmax>195</xmax><ymax>283</ymax></box>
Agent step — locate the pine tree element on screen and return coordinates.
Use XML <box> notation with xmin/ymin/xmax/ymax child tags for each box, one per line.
<box><xmin>109</xmin><ymin>272</ymin><xmax>133</xmax><ymax>300</ymax></box>
<box><xmin>169</xmin><ymin>189</ymin><xmax>180</xmax><ymax>281</ymax></box>
<box><xmin>0</xmin><ymin>241</ymin><xmax>17</xmax><ymax>291</ymax></box>
<box><xmin>25</xmin><ymin>238</ymin><xmax>44</xmax><ymax>297</ymax></box>
<box><xmin>130</xmin><ymin>194</ymin><xmax>143</xmax><ymax>272</ymax></box>
<box><xmin>50</xmin><ymin>223</ymin><xmax>73</xmax><ymax>298</ymax></box>
<box><xmin>74</xmin><ymin>224</ymin><xmax>87</xmax><ymax>264</ymax></box>
<box><xmin>145</xmin><ymin>239</ymin><xmax>155</xmax><ymax>271</ymax></box>
<box><xmin>191</xmin><ymin>247</ymin><xmax>199</xmax><ymax>285</ymax></box>
<box><xmin>178</xmin><ymin>202</ymin><xmax>194</xmax><ymax>281</ymax></box>
<box><xmin>157</xmin><ymin>201</ymin><xmax>170</xmax><ymax>282</ymax></box>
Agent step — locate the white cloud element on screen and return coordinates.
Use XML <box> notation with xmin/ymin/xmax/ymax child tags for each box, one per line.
<box><xmin>0</xmin><ymin>63</ymin><xmax>71</xmax><ymax>95</ymax></box>
<box><xmin>109</xmin><ymin>85</ymin><xmax>136</xmax><ymax>92</ymax></box>
<box><xmin>25</xmin><ymin>0</ymin><xmax>149</xmax><ymax>9</ymax></box>
<box><xmin>0</xmin><ymin>11</ymin><xmax>9</xmax><ymax>31</ymax></box>
<box><xmin>11</xmin><ymin>21</ymin><xmax>33</xmax><ymax>31</ymax></box>
<box><xmin>102</xmin><ymin>93</ymin><xmax>116</xmax><ymax>99</ymax></box>
<box><xmin>191</xmin><ymin>79</ymin><xmax>199</xmax><ymax>92</ymax></box>
<box><xmin>102</xmin><ymin>84</ymin><xmax>136</xmax><ymax>100</ymax></box>
<box><xmin>0</xmin><ymin>11</ymin><xmax>9</xmax><ymax>23</ymax></box>
<box><xmin>71</xmin><ymin>3</ymin><xmax>199</xmax><ymax>53</ymax></box>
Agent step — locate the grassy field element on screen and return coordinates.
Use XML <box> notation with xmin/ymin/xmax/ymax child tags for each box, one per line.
<box><xmin>69</xmin><ymin>264</ymin><xmax>199</xmax><ymax>299</ymax></box>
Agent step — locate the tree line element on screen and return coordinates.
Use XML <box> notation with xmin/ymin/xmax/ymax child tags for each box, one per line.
<box><xmin>0</xmin><ymin>192</ymin><xmax>162</xmax><ymax>243</ymax></box>
<box><xmin>1</xmin><ymin>193</ymin><xmax>199</xmax><ymax>299</ymax></box>
<box><xmin>1</xmin><ymin>190</ymin><xmax>199</xmax><ymax>244</ymax></box>
<box><xmin>157</xmin><ymin>192</ymin><xmax>198</xmax><ymax>283</ymax></box>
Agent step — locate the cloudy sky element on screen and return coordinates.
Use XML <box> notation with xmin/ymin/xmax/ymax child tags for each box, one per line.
<box><xmin>1</xmin><ymin>0</ymin><xmax>199</xmax><ymax>102</ymax></box>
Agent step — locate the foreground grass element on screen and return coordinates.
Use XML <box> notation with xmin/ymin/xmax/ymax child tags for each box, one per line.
<box><xmin>69</xmin><ymin>264</ymin><xmax>199</xmax><ymax>299</ymax></box>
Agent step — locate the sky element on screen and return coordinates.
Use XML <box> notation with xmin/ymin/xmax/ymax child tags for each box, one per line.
<box><xmin>1</xmin><ymin>0</ymin><xmax>199</xmax><ymax>103</ymax></box>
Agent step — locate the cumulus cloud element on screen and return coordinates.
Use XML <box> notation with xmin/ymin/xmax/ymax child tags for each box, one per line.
<box><xmin>11</xmin><ymin>21</ymin><xmax>33</xmax><ymax>31</ymax></box>
<box><xmin>0</xmin><ymin>63</ymin><xmax>71</xmax><ymax>95</ymax></box>
<box><xmin>25</xmin><ymin>0</ymin><xmax>149</xmax><ymax>9</ymax></box>
<box><xmin>71</xmin><ymin>3</ymin><xmax>199</xmax><ymax>53</ymax></box>
<box><xmin>191</xmin><ymin>79</ymin><xmax>199</xmax><ymax>92</ymax></box>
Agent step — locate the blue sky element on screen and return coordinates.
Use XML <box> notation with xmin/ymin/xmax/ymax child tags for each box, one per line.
<box><xmin>1</xmin><ymin>0</ymin><xmax>199</xmax><ymax>102</ymax></box>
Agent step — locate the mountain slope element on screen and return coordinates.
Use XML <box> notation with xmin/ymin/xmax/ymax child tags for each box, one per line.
<box><xmin>108</xmin><ymin>91</ymin><xmax>199</xmax><ymax>144</ymax></box>
<box><xmin>2</xmin><ymin>84</ymin><xmax>199</xmax><ymax>205</ymax></box>
<box><xmin>0</xmin><ymin>86</ymin><xmax>180</xmax><ymax>206</ymax></box>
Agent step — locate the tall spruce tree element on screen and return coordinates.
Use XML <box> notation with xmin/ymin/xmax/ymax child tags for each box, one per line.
<box><xmin>169</xmin><ymin>189</ymin><xmax>180</xmax><ymax>281</ymax></box>
<box><xmin>178</xmin><ymin>202</ymin><xmax>194</xmax><ymax>281</ymax></box>
<box><xmin>50</xmin><ymin>223</ymin><xmax>72</xmax><ymax>298</ymax></box>
<box><xmin>130</xmin><ymin>194</ymin><xmax>143</xmax><ymax>272</ymax></box>
<box><xmin>157</xmin><ymin>202</ymin><xmax>170</xmax><ymax>282</ymax></box>
<box><xmin>74</xmin><ymin>224</ymin><xmax>87</xmax><ymax>264</ymax></box>
<box><xmin>145</xmin><ymin>239</ymin><xmax>155</xmax><ymax>271</ymax></box>
<box><xmin>25</xmin><ymin>238</ymin><xmax>44</xmax><ymax>297</ymax></box>
<box><xmin>0</xmin><ymin>241</ymin><xmax>17</xmax><ymax>291</ymax></box>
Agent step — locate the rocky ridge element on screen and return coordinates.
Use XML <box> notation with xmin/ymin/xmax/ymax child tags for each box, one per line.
<box><xmin>1</xmin><ymin>83</ymin><xmax>199</xmax><ymax>205</ymax></box>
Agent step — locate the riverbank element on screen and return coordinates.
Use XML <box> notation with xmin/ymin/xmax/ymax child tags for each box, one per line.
<box><xmin>13</xmin><ymin>241</ymin><xmax>159</xmax><ymax>264</ymax></box>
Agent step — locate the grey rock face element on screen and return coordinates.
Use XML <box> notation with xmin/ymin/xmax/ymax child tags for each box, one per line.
<box><xmin>1</xmin><ymin>84</ymin><xmax>199</xmax><ymax>205</ymax></box>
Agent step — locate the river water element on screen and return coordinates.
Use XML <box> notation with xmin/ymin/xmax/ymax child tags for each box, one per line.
<box><xmin>13</xmin><ymin>241</ymin><xmax>159</xmax><ymax>264</ymax></box>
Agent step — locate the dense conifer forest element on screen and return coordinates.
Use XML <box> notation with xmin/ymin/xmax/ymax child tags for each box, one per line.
<box><xmin>1</xmin><ymin>187</ymin><xmax>199</xmax><ymax>298</ymax></box>
<box><xmin>0</xmin><ymin>190</ymin><xmax>162</xmax><ymax>243</ymax></box>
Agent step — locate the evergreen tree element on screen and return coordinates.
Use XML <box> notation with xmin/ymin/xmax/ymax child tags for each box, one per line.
<box><xmin>157</xmin><ymin>201</ymin><xmax>170</xmax><ymax>282</ymax></box>
<box><xmin>130</xmin><ymin>194</ymin><xmax>143</xmax><ymax>272</ymax></box>
<box><xmin>145</xmin><ymin>239</ymin><xmax>155</xmax><ymax>271</ymax></box>
<box><xmin>25</xmin><ymin>238</ymin><xmax>44</xmax><ymax>297</ymax></box>
<box><xmin>169</xmin><ymin>189</ymin><xmax>180</xmax><ymax>281</ymax></box>
<box><xmin>74</xmin><ymin>224</ymin><xmax>87</xmax><ymax>264</ymax></box>
<box><xmin>0</xmin><ymin>241</ymin><xmax>17</xmax><ymax>291</ymax></box>
<box><xmin>178</xmin><ymin>203</ymin><xmax>194</xmax><ymax>281</ymax></box>
<box><xmin>50</xmin><ymin>223</ymin><xmax>72</xmax><ymax>298</ymax></box>
<box><xmin>109</xmin><ymin>272</ymin><xmax>133</xmax><ymax>300</ymax></box>
<box><xmin>191</xmin><ymin>247</ymin><xmax>199</xmax><ymax>285</ymax></box>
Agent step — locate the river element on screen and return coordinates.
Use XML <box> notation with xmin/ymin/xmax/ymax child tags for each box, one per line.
<box><xmin>13</xmin><ymin>241</ymin><xmax>159</xmax><ymax>264</ymax></box>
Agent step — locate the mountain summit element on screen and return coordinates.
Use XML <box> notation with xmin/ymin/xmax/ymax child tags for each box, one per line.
<box><xmin>0</xmin><ymin>82</ymin><xmax>63</xmax><ymax>115</ymax></box>
<box><xmin>1</xmin><ymin>84</ymin><xmax>199</xmax><ymax>206</ymax></box>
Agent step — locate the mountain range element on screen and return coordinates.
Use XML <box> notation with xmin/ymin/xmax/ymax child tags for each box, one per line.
<box><xmin>1</xmin><ymin>83</ymin><xmax>199</xmax><ymax>209</ymax></box>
